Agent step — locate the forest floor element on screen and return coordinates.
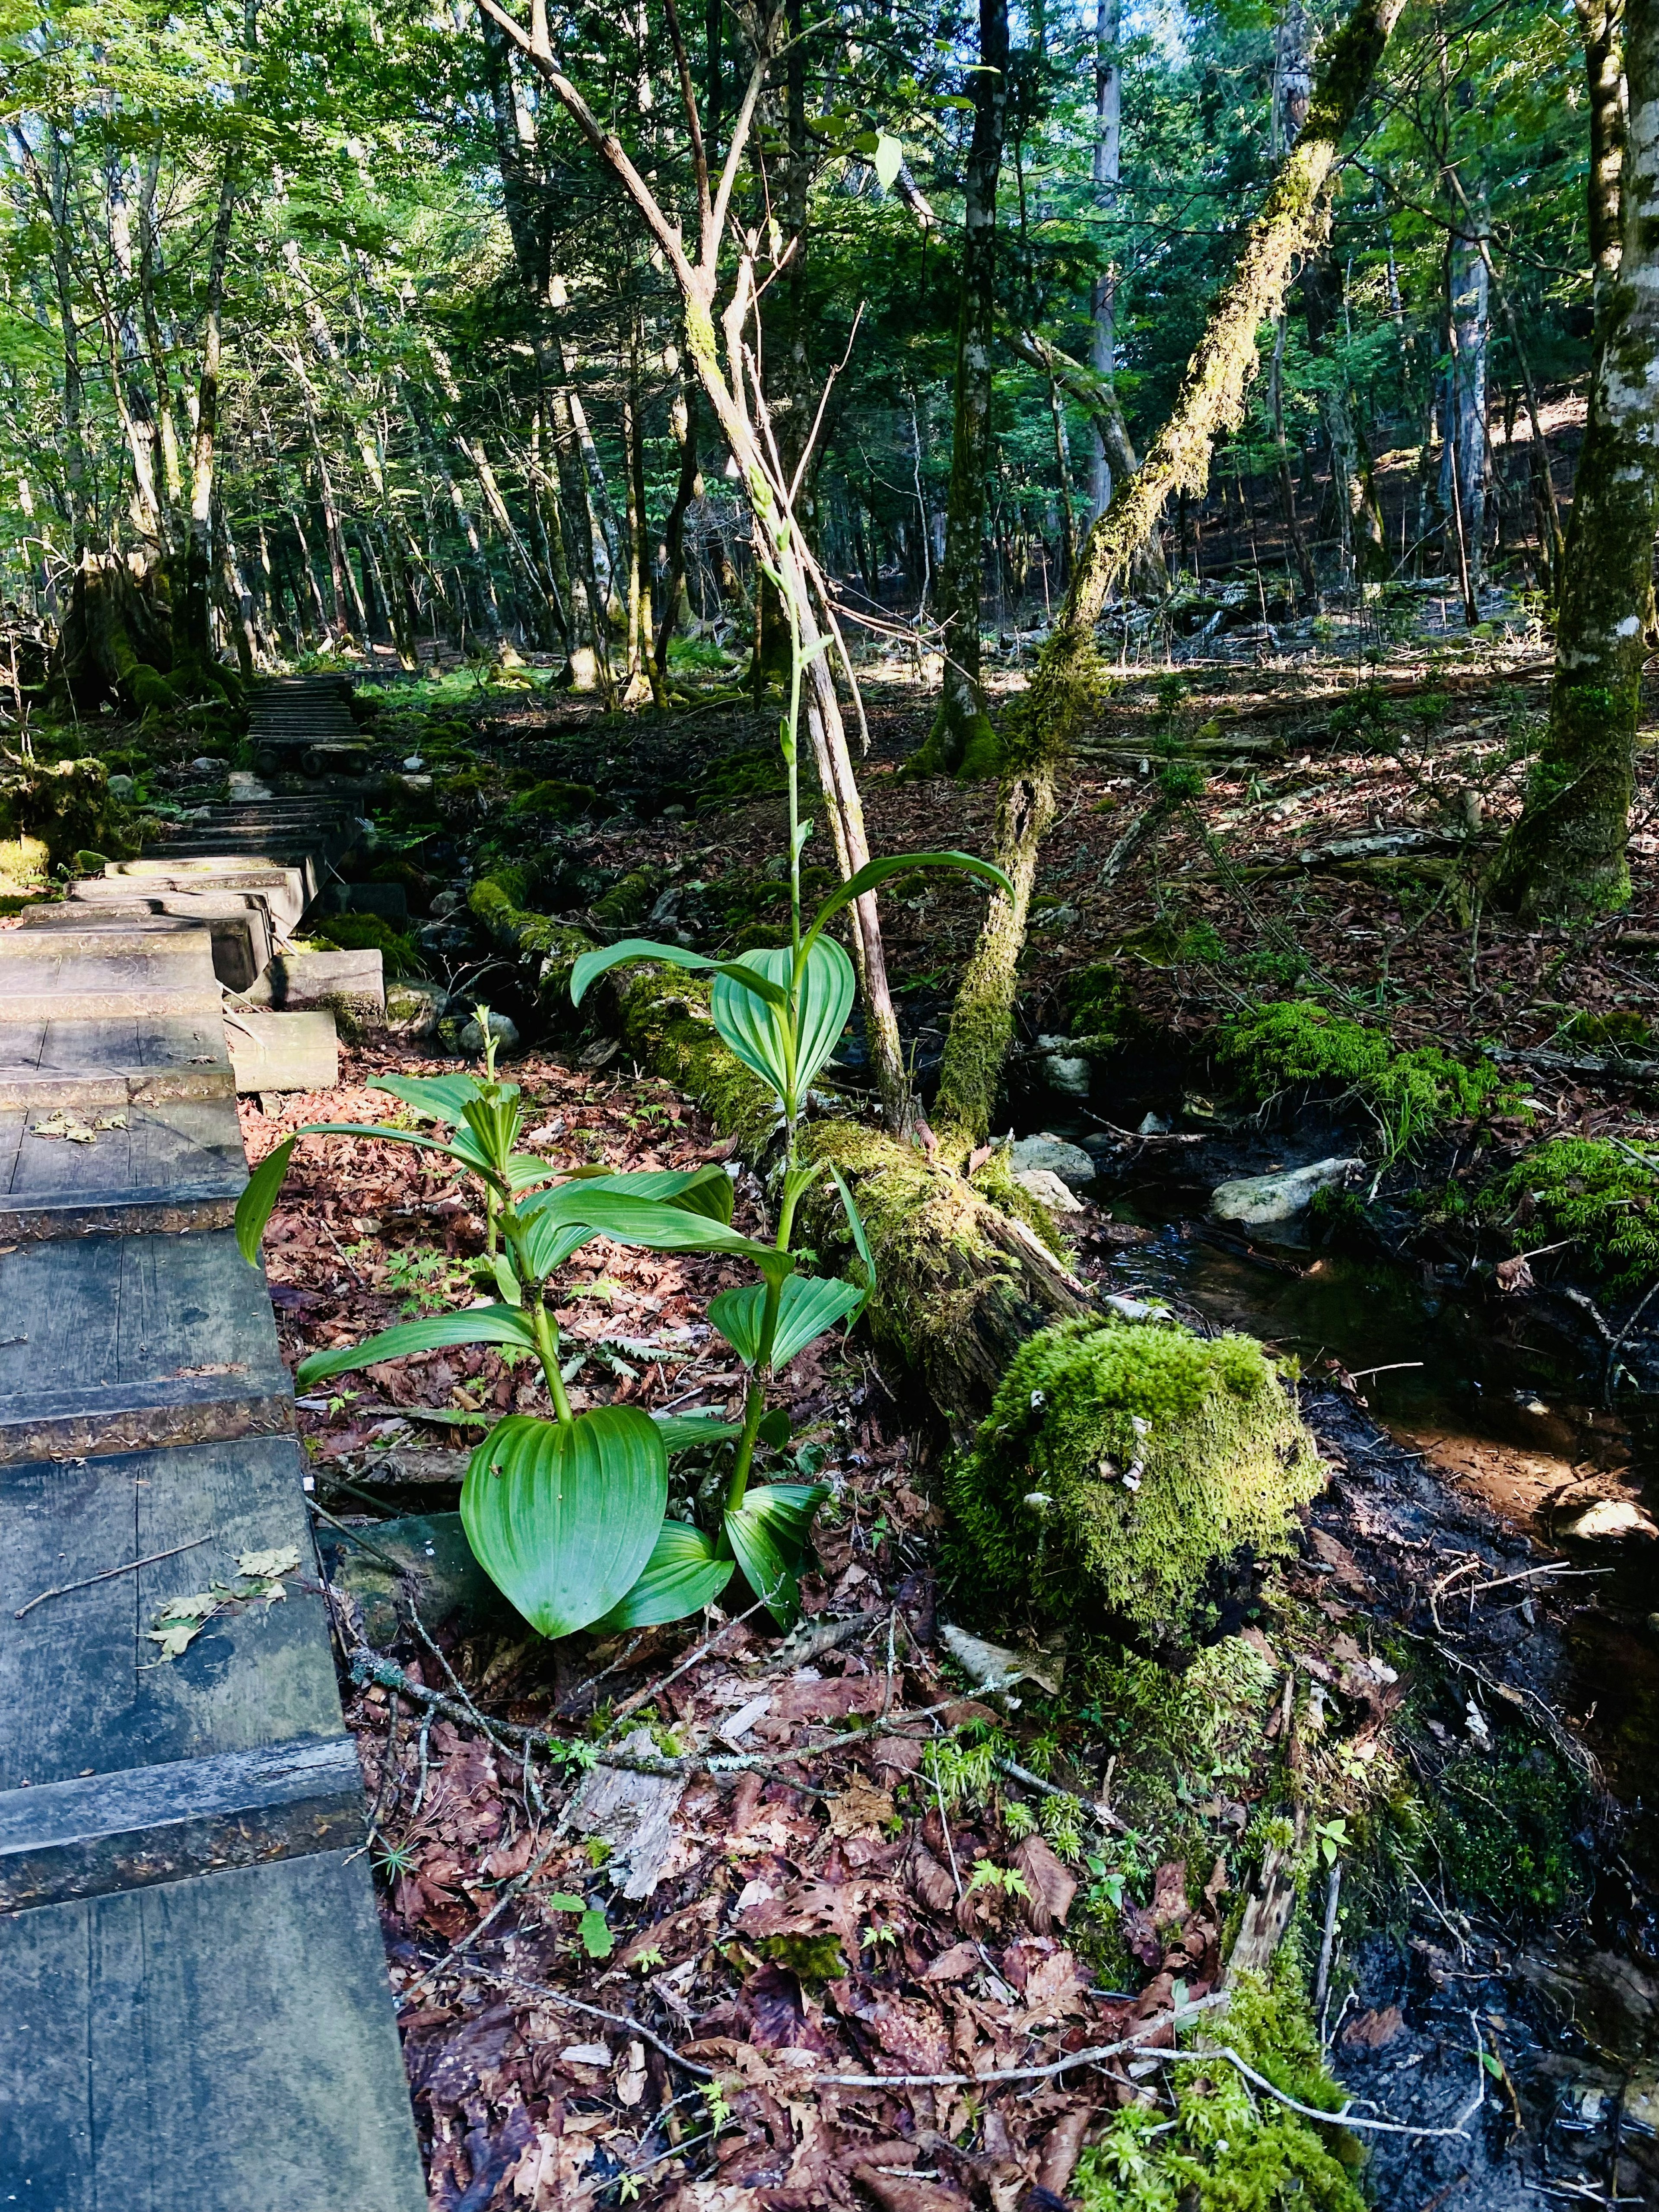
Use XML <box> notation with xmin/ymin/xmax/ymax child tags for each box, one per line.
<box><xmin>30</xmin><ymin>602</ymin><xmax>1659</xmax><ymax>2206</ymax></box>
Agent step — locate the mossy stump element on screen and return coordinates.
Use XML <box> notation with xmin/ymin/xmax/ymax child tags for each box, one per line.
<box><xmin>946</xmin><ymin>1317</ymin><xmax>1323</xmax><ymax>1646</ymax></box>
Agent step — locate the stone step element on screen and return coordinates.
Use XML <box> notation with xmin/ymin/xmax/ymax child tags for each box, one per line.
<box><xmin>0</xmin><ymin>1014</ymin><xmax>234</xmax><ymax>1110</ymax></box>
<box><xmin>223</xmin><ymin>1006</ymin><xmax>339</xmax><ymax>1094</ymax></box>
<box><xmin>0</xmin><ymin>1093</ymin><xmax>248</xmax><ymax>1239</ymax></box>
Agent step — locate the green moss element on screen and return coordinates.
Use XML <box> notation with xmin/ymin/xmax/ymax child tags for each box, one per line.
<box><xmin>304</xmin><ymin>911</ymin><xmax>420</xmax><ymax>977</ymax></box>
<box><xmin>1219</xmin><ymin>1003</ymin><xmax>1509</xmax><ymax>1137</ymax></box>
<box><xmin>1481</xmin><ymin>1136</ymin><xmax>1659</xmax><ymax>1291</ymax></box>
<box><xmin>129</xmin><ymin>663</ymin><xmax>177</xmax><ymax>714</ymax></box>
<box><xmin>1075</xmin><ymin>1973</ymin><xmax>1366</xmax><ymax>2212</ymax></box>
<box><xmin>468</xmin><ymin>877</ymin><xmax>594</xmax><ymax>1003</ymax></box>
<box><xmin>969</xmin><ymin>1147</ymin><xmax>1071</xmax><ymax>1259</ymax></box>
<box><xmin>1562</xmin><ymin>1007</ymin><xmax>1652</xmax><ymax>1054</ymax></box>
<box><xmin>1437</xmin><ymin>1738</ymin><xmax>1587</xmax><ymax>1918</ymax></box>
<box><xmin>696</xmin><ymin>747</ymin><xmax>790</xmax><ymax>811</ymax></box>
<box><xmin>591</xmin><ymin>866</ymin><xmax>665</xmax><ymax>929</ymax></box>
<box><xmin>944</xmin><ymin>1317</ymin><xmax>1322</xmax><ymax>1640</ymax></box>
<box><xmin>1056</xmin><ymin>961</ymin><xmax>1147</xmax><ymax>1046</ymax></box>
<box><xmin>509</xmin><ymin>777</ymin><xmax>597</xmax><ymax>823</ymax></box>
<box><xmin>614</xmin><ymin>968</ymin><xmax>781</xmax><ymax>1159</ymax></box>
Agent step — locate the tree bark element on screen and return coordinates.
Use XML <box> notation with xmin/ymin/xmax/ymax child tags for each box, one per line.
<box><xmin>1491</xmin><ymin>0</ymin><xmax>1659</xmax><ymax>919</ymax></box>
<box><xmin>1087</xmin><ymin>0</ymin><xmax>1123</xmax><ymax>525</ymax></box>
<box><xmin>930</xmin><ymin>0</ymin><xmax>1409</xmax><ymax>1147</ymax></box>
<box><xmin>913</xmin><ymin>0</ymin><xmax>1010</xmax><ymax>777</ymax></box>
<box><xmin>1577</xmin><ymin>0</ymin><xmax>1626</xmax><ymax>297</ymax></box>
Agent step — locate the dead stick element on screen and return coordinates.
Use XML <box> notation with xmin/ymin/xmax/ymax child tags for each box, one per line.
<box><xmin>14</xmin><ymin>1534</ymin><xmax>213</xmax><ymax>1620</ymax></box>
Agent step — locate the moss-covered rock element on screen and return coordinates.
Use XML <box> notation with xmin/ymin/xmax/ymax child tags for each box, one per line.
<box><xmin>508</xmin><ymin>777</ymin><xmax>598</xmax><ymax>823</ymax></box>
<box><xmin>945</xmin><ymin>1316</ymin><xmax>1322</xmax><ymax>1641</ymax></box>
<box><xmin>0</xmin><ymin>756</ymin><xmax>116</xmax><ymax>868</ymax></box>
<box><xmin>1218</xmin><ymin>1001</ymin><xmax>1508</xmax><ymax>1134</ymax></box>
<box><xmin>591</xmin><ymin>866</ymin><xmax>665</xmax><ymax>929</ymax></box>
<box><xmin>1481</xmin><ymin>1136</ymin><xmax>1659</xmax><ymax>1291</ymax></box>
<box><xmin>468</xmin><ymin>876</ymin><xmax>596</xmax><ymax>1003</ymax></box>
<box><xmin>304</xmin><ymin>910</ymin><xmax>420</xmax><ymax>977</ymax></box>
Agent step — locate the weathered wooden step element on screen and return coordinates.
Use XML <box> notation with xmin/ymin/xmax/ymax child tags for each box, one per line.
<box><xmin>0</xmin><ymin>1850</ymin><xmax>427</xmax><ymax>2212</ymax></box>
<box><xmin>46</xmin><ymin>891</ymin><xmax>276</xmax><ymax>992</ymax></box>
<box><xmin>0</xmin><ymin>945</ymin><xmax>221</xmax><ymax>1023</ymax></box>
<box><xmin>1</xmin><ymin>1434</ymin><xmax>351</xmax><ymax>1903</ymax></box>
<box><xmin>0</xmin><ymin>1093</ymin><xmax>247</xmax><ymax>1237</ymax></box>
<box><xmin>0</xmin><ymin>1231</ymin><xmax>291</xmax><ymax>1463</ymax></box>
<box><xmin>102</xmin><ymin>861</ymin><xmax>307</xmax><ymax>934</ymax></box>
<box><xmin>0</xmin><ymin>1012</ymin><xmax>232</xmax><ymax>1109</ymax></box>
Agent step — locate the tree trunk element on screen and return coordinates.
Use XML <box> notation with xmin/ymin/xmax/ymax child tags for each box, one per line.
<box><xmin>1440</xmin><ymin>212</ymin><xmax>1489</xmax><ymax>594</ymax></box>
<box><xmin>1577</xmin><ymin>0</ymin><xmax>1626</xmax><ymax>299</ymax></box>
<box><xmin>1087</xmin><ymin>0</ymin><xmax>1122</xmax><ymax>525</ymax></box>
<box><xmin>930</xmin><ymin>0</ymin><xmax>1409</xmax><ymax>1147</ymax></box>
<box><xmin>913</xmin><ymin>0</ymin><xmax>1009</xmax><ymax>778</ymax></box>
<box><xmin>655</xmin><ymin>379</ymin><xmax>701</xmax><ymax>683</ymax></box>
<box><xmin>1491</xmin><ymin>0</ymin><xmax>1659</xmax><ymax>919</ymax></box>
<box><xmin>1268</xmin><ymin>317</ymin><xmax>1320</xmax><ymax>604</ymax></box>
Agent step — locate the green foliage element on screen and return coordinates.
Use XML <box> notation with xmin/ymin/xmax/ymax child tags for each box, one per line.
<box><xmin>1561</xmin><ymin>1008</ymin><xmax>1652</xmax><ymax>1055</ymax></box>
<box><xmin>1483</xmin><ymin>1137</ymin><xmax>1659</xmax><ymax>1291</ymax></box>
<box><xmin>945</xmin><ymin>1318</ymin><xmax>1321</xmax><ymax>1640</ymax></box>
<box><xmin>1074</xmin><ymin>1975</ymin><xmax>1365</xmax><ymax>2212</ymax></box>
<box><xmin>1436</xmin><ymin>1738</ymin><xmax>1588</xmax><ymax>1918</ymax></box>
<box><xmin>305</xmin><ymin>910</ymin><xmax>420</xmax><ymax>976</ymax></box>
<box><xmin>1218</xmin><ymin>1003</ymin><xmax>1509</xmax><ymax>1142</ymax></box>
<box><xmin>509</xmin><ymin>778</ymin><xmax>598</xmax><ymax>823</ymax></box>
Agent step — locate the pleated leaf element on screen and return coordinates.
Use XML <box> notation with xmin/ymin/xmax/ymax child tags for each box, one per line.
<box><xmin>369</xmin><ymin>1073</ymin><xmax>516</xmax><ymax>1125</ymax></box>
<box><xmin>723</xmin><ymin>1483</ymin><xmax>828</xmax><ymax>1628</ymax></box>
<box><xmin>708</xmin><ymin>1273</ymin><xmax>865</xmax><ymax>1372</ymax></box>
<box><xmin>652</xmin><ymin>1411</ymin><xmax>745</xmax><ymax>1450</ymax></box>
<box><xmin>295</xmin><ymin>1303</ymin><xmax>538</xmax><ymax>1388</ymax></box>
<box><xmin>711</xmin><ymin>938</ymin><xmax>854</xmax><ymax>1111</ymax></box>
<box><xmin>520</xmin><ymin>1185</ymin><xmax>775</xmax><ymax>1262</ymax></box>
<box><xmin>570</xmin><ymin>938</ymin><xmax>789</xmax><ymax>1010</ymax></box>
<box><xmin>235</xmin><ymin>1135</ymin><xmax>296</xmax><ymax>1264</ymax></box>
<box><xmin>593</xmin><ymin>1519</ymin><xmax>736</xmax><ymax>1630</ymax></box>
<box><xmin>461</xmin><ymin>1409</ymin><xmax>667</xmax><ymax>1638</ymax></box>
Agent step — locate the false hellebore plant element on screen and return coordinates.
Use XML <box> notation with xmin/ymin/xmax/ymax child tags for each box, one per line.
<box><xmin>236</xmin><ymin>542</ymin><xmax>1007</xmax><ymax>1643</ymax></box>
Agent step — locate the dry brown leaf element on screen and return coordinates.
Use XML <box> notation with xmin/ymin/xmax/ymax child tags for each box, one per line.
<box><xmin>852</xmin><ymin>2164</ymin><xmax>974</xmax><ymax>2212</ymax></box>
<box><xmin>924</xmin><ymin>1941</ymin><xmax>982</xmax><ymax>1984</ymax></box>
<box><xmin>1013</xmin><ymin>1837</ymin><xmax>1077</xmax><ymax>1934</ymax></box>
<box><xmin>910</xmin><ymin>1844</ymin><xmax>957</xmax><ymax>1915</ymax></box>
<box><xmin>1020</xmin><ymin>1946</ymin><xmax>1087</xmax><ymax>2022</ymax></box>
<box><xmin>1341</xmin><ymin>2003</ymin><xmax>1406</xmax><ymax>2049</ymax></box>
<box><xmin>828</xmin><ymin>1775</ymin><xmax>896</xmax><ymax>1839</ymax></box>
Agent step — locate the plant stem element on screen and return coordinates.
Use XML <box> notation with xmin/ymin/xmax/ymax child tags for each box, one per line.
<box><xmin>528</xmin><ymin>1290</ymin><xmax>574</xmax><ymax>1424</ymax></box>
<box><xmin>725</xmin><ymin>1380</ymin><xmax>769</xmax><ymax>1511</ymax></box>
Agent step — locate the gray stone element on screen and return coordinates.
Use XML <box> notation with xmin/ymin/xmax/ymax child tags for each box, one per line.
<box><xmin>225</xmin><ymin>1008</ymin><xmax>339</xmax><ymax>1095</ymax></box>
<box><xmin>106</xmin><ymin>775</ymin><xmax>134</xmax><ymax>801</ymax></box>
<box><xmin>1008</xmin><ymin>1132</ymin><xmax>1096</xmax><ymax>1189</ymax></box>
<box><xmin>1210</xmin><ymin>1155</ymin><xmax>1362</xmax><ymax>1228</ymax></box>
<box><xmin>384</xmin><ymin>982</ymin><xmax>444</xmax><ymax>1039</ymax></box>
<box><xmin>1560</xmin><ymin>1498</ymin><xmax>1658</xmax><ymax>1541</ymax></box>
<box><xmin>429</xmin><ymin>888</ymin><xmax>466</xmax><ymax>918</ymax></box>
<box><xmin>1011</xmin><ymin>1165</ymin><xmax>1086</xmax><ymax>1214</ymax></box>
<box><xmin>459</xmin><ymin>1010</ymin><xmax>518</xmax><ymax>1055</ymax></box>
<box><xmin>1043</xmin><ymin>1054</ymin><xmax>1092</xmax><ymax>1098</ymax></box>
<box><xmin>189</xmin><ymin>756</ymin><xmax>226</xmax><ymax>775</ymax></box>
<box><xmin>401</xmin><ymin>754</ymin><xmax>424</xmax><ymax>772</ymax></box>
<box><xmin>264</xmin><ymin>947</ymin><xmax>385</xmax><ymax>1019</ymax></box>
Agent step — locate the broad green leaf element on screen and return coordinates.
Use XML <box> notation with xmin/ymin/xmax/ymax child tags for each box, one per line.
<box><xmin>521</xmin><ymin>1185</ymin><xmax>776</xmax><ymax>1262</ymax></box>
<box><xmin>570</xmin><ymin>938</ymin><xmax>788</xmax><ymax>1011</ymax></box>
<box><xmin>295</xmin><ymin>1303</ymin><xmax>538</xmax><ymax>1388</ymax></box>
<box><xmin>722</xmin><ymin>1484</ymin><xmax>828</xmax><ymax>1629</ymax></box>
<box><xmin>593</xmin><ymin>1517</ymin><xmax>736</xmax><ymax>1629</ymax></box>
<box><xmin>369</xmin><ymin>1073</ymin><xmax>515</xmax><ymax>1124</ymax></box>
<box><xmin>652</xmin><ymin>1411</ymin><xmax>745</xmax><ymax>1449</ymax></box>
<box><xmin>828</xmin><ymin>1161</ymin><xmax>876</xmax><ymax>1295</ymax></box>
<box><xmin>539</xmin><ymin>1165</ymin><xmax>736</xmax><ymax>1227</ymax></box>
<box><xmin>758</xmin><ymin>1407</ymin><xmax>792</xmax><ymax>1449</ymax></box>
<box><xmin>711</xmin><ymin>938</ymin><xmax>855</xmax><ymax>1111</ymax></box>
<box><xmin>579</xmin><ymin>1907</ymin><xmax>613</xmax><ymax>1958</ymax></box>
<box><xmin>803</xmin><ymin>852</ymin><xmax>1012</xmax><ymax>958</ymax></box>
<box><xmin>461</xmin><ymin>1409</ymin><xmax>667</xmax><ymax>1638</ymax></box>
<box><xmin>235</xmin><ymin>1135</ymin><xmax>296</xmax><ymax>1264</ymax></box>
<box><xmin>874</xmin><ymin>131</ymin><xmax>903</xmax><ymax>188</ymax></box>
<box><xmin>516</xmin><ymin>1213</ymin><xmax>601</xmax><ymax>1281</ymax></box>
<box><xmin>492</xmin><ymin>1251</ymin><xmax>522</xmax><ymax>1305</ymax></box>
<box><xmin>709</xmin><ymin>1274</ymin><xmax>864</xmax><ymax>1370</ymax></box>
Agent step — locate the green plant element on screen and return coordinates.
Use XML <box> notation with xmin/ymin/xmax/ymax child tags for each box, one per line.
<box><xmin>1482</xmin><ymin>1136</ymin><xmax>1659</xmax><ymax>1292</ymax></box>
<box><xmin>238</xmin><ymin>536</ymin><xmax>1009</xmax><ymax>1643</ymax></box>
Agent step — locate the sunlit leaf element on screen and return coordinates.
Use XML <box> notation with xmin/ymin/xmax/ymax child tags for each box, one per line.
<box><xmin>461</xmin><ymin>1409</ymin><xmax>667</xmax><ymax>1637</ymax></box>
<box><xmin>570</xmin><ymin>938</ymin><xmax>788</xmax><ymax>1010</ymax></box>
<box><xmin>723</xmin><ymin>1481</ymin><xmax>828</xmax><ymax>1629</ymax></box>
<box><xmin>711</xmin><ymin>938</ymin><xmax>855</xmax><ymax>1111</ymax></box>
<box><xmin>520</xmin><ymin>1185</ymin><xmax>776</xmax><ymax>1261</ymax></box>
<box><xmin>593</xmin><ymin>1517</ymin><xmax>737</xmax><ymax>1629</ymax></box>
<box><xmin>369</xmin><ymin>1073</ymin><xmax>515</xmax><ymax>1124</ymax></box>
<box><xmin>874</xmin><ymin>131</ymin><xmax>903</xmax><ymax>188</ymax></box>
<box><xmin>828</xmin><ymin>1161</ymin><xmax>876</xmax><ymax>1296</ymax></box>
<box><xmin>235</xmin><ymin>1135</ymin><xmax>295</xmax><ymax>1265</ymax></box>
<box><xmin>803</xmin><ymin>852</ymin><xmax>1012</xmax><ymax>957</ymax></box>
<box><xmin>652</xmin><ymin>1411</ymin><xmax>745</xmax><ymax>1449</ymax></box>
<box><xmin>708</xmin><ymin>1274</ymin><xmax>864</xmax><ymax>1370</ymax></box>
<box><xmin>295</xmin><ymin>1303</ymin><xmax>538</xmax><ymax>1388</ymax></box>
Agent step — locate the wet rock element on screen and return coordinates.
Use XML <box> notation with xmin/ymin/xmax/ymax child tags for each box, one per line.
<box><xmin>940</xmin><ymin>1622</ymin><xmax>1064</xmax><ymax>1697</ymax></box>
<box><xmin>1044</xmin><ymin>1054</ymin><xmax>1092</xmax><ymax>1097</ymax></box>
<box><xmin>316</xmin><ymin>1510</ymin><xmax>508</xmax><ymax>1647</ymax></box>
<box><xmin>430</xmin><ymin>887</ymin><xmax>467</xmax><ymax>918</ymax></box>
<box><xmin>459</xmin><ymin>1010</ymin><xmax>518</xmax><ymax>1055</ymax></box>
<box><xmin>1011</xmin><ymin>1165</ymin><xmax>1086</xmax><ymax>1214</ymax></box>
<box><xmin>1008</xmin><ymin>1132</ymin><xmax>1096</xmax><ymax>1189</ymax></box>
<box><xmin>1211</xmin><ymin>1154</ymin><xmax>1362</xmax><ymax>1227</ymax></box>
<box><xmin>1560</xmin><ymin>1498</ymin><xmax>1658</xmax><ymax>1541</ymax></box>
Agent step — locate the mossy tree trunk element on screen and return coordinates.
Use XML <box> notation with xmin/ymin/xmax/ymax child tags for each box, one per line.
<box><xmin>910</xmin><ymin>0</ymin><xmax>1010</xmax><ymax>780</ymax></box>
<box><xmin>1491</xmin><ymin>0</ymin><xmax>1659</xmax><ymax>920</ymax></box>
<box><xmin>931</xmin><ymin>0</ymin><xmax>1409</xmax><ymax>1147</ymax></box>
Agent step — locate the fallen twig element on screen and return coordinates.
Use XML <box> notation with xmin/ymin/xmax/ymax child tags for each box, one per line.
<box><xmin>481</xmin><ymin>1972</ymin><xmax>714</xmax><ymax>2079</ymax></box>
<box><xmin>599</xmin><ymin>1598</ymin><xmax>772</xmax><ymax>1740</ymax></box>
<box><xmin>14</xmin><ymin>1532</ymin><xmax>213</xmax><ymax>1619</ymax></box>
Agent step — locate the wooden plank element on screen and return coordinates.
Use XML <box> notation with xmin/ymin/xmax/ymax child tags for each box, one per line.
<box><xmin>105</xmin><ymin>861</ymin><xmax>308</xmax><ymax>933</ymax></box>
<box><xmin>0</xmin><ymin>1232</ymin><xmax>292</xmax><ymax>1463</ymax></box>
<box><xmin>33</xmin><ymin>895</ymin><xmax>275</xmax><ymax>992</ymax></box>
<box><xmin>0</xmin><ymin>1740</ymin><xmax>364</xmax><ymax>1909</ymax></box>
<box><xmin>0</xmin><ymin>1094</ymin><xmax>247</xmax><ymax>1237</ymax></box>
<box><xmin>0</xmin><ymin>1013</ymin><xmax>232</xmax><ymax>1109</ymax></box>
<box><xmin>0</xmin><ymin>1436</ymin><xmax>340</xmax><ymax>1797</ymax></box>
<box><xmin>0</xmin><ymin>1851</ymin><xmax>428</xmax><ymax>2212</ymax></box>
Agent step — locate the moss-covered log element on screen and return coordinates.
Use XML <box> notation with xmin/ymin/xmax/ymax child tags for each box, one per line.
<box><xmin>931</xmin><ymin>0</ymin><xmax>1409</xmax><ymax>1146</ymax></box>
<box><xmin>468</xmin><ymin>872</ymin><xmax>1094</xmax><ymax>1429</ymax></box>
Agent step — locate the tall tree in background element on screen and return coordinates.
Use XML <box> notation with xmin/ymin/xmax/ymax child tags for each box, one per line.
<box><xmin>1493</xmin><ymin>0</ymin><xmax>1659</xmax><ymax>917</ymax></box>
<box><xmin>1087</xmin><ymin>0</ymin><xmax>1122</xmax><ymax>525</ymax></box>
<box><xmin>911</xmin><ymin>0</ymin><xmax>1009</xmax><ymax>779</ymax></box>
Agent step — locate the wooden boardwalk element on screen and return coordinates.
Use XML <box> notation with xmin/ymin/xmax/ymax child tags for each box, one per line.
<box><xmin>0</xmin><ymin>682</ymin><xmax>426</xmax><ymax>2209</ymax></box>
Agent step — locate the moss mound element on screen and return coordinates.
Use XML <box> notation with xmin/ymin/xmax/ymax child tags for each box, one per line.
<box><xmin>509</xmin><ymin>777</ymin><xmax>597</xmax><ymax>823</ymax></box>
<box><xmin>1483</xmin><ymin>1136</ymin><xmax>1659</xmax><ymax>1291</ymax></box>
<box><xmin>305</xmin><ymin>910</ymin><xmax>420</xmax><ymax>976</ymax></box>
<box><xmin>1074</xmin><ymin>1973</ymin><xmax>1365</xmax><ymax>2212</ymax></box>
<box><xmin>0</xmin><ymin>755</ymin><xmax>118</xmax><ymax>868</ymax></box>
<box><xmin>1218</xmin><ymin>1002</ymin><xmax>1506</xmax><ymax>1135</ymax></box>
<box><xmin>945</xmin><ymin>1318</ymin><xmax>1322</xmax><ymax>1640</ymax></box>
